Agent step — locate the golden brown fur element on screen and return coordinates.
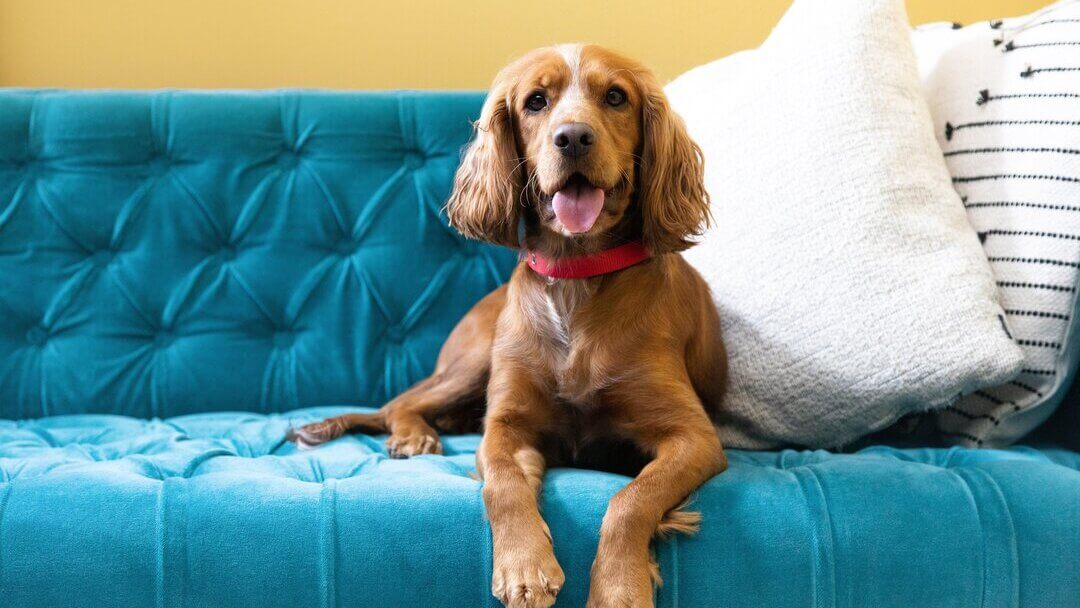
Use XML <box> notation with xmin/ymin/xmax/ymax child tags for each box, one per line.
<box><xmin>290</xmin><ymin>44</ymin><xmax>728</xmax><ymax>608</ymax></box>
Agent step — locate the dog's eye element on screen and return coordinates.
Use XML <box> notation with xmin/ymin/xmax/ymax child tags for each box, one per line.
<box><xmin>525</xmin><ymin>93</ymin><xmax>548</xmax><ymax>112</ymax></box>
<box><xmin>605</xmin><ymin>87</ymin><xmax>627</xmax><ymax>107</ymax></box>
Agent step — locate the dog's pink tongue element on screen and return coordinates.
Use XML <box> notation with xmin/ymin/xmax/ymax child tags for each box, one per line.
<box><xmin>552</xmin><ymin>184</ymin><xmax>605</xmax><ymax>234</ymax></box>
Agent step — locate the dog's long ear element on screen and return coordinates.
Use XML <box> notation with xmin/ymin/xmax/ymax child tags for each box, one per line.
<box><xmin>636</xmin><ymin>71</ymin><xmax>711</xmax><ymax>254</ymax></box>
<box><xmin>446</xmin><ymin>71</ymin><xmax>522</xmax><ymax>248</ymax></box>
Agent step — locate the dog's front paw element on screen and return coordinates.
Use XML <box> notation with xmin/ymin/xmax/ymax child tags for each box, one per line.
<box><xmin>586</xmin><ymin>553</ymin><xmax>654</xmax><ymax>608</ymax></box>
<box><xmin>491</xmin><ymin>545</ymin><xmax>564</xmax><ymax>608</ymax></box>
<box><xmin>385</xmin><ymin>430</ymin><xmax>442</xmax><ymax>458</ymax></box>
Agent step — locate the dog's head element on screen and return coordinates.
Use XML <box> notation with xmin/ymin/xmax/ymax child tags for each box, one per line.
<box><xmin>446</xmin><ymin>44</ymin><xmax>709</xmax><ymax>254</ymax></box>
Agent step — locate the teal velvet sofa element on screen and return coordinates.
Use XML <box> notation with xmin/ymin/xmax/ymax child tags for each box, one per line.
<box><xmin>0</xmin><ymin>90</ymin><xmax>1077</xmax><ymax>608</ymax></box>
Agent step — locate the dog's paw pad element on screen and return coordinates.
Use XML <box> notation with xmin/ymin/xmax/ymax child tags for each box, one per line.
<box><xmin>492</xmin><ymin>557</ymin><xmax>563</xmax><ymax>608</ymax></box>
<box><xmin>386</xmin><ymin>432</ymin><xmax>443</xmax><ymax>458</ymax></box>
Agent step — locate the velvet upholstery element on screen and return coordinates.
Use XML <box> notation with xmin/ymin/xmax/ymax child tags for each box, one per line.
<box><xmin>1</xmin><ymin>408</ymin><xmax>1078</xmax><ymax>607</ymax></box>
<box><xmin>0</xmin><ymin>90</ymin><xmax>515</xmax><ymax>419</ymax></box>
<box><xmin>1</xmin><ymin>91</ymin><xmax>1077</xmax><ymax>607</ymax></box>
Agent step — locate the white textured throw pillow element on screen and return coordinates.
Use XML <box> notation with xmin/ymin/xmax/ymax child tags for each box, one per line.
<box><xmin>913</xmin><ymin>0</ymin><xmax>1080</xmax><ymax>447</ymax></box>
<box><xmin>666</xmin><ymin>0</ymin><xmax>1024</xmax><ymax>449</ymax></box>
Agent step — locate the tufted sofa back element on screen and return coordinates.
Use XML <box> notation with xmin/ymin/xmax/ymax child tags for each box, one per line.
<box><xmin>0</xmin><ymin>91</ymin><xmax>515</xmax><ymax>419</ymax></box>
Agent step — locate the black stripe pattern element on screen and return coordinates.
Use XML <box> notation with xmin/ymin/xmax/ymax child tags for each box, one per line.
<box><xmin>1003</xmin><ymin>40</ymin><xmax>1080</xmax><ymax>52</ymax></box>
<box><xmin>996</xmin><ymin>281</ymin><xmax>1075</xmax><ymax>293</ymax></box>
<box><xmin>964</xmin><ymin>201</ymin><xmax>1080</xmax><ymax>212</ymax></box>
<box><xmin>953</xmin><ymin>174</ymin><xmax>1080</xmax><ymax>184</ymax></box>
<box><xmin>917</xmin><ymin>1</ymin><xmax>1080</xmax><ymax>447</ymax></box>
<box><xmin>945</xmin><ymin>119</ymin><xmax>1080</xmax><ymax>140</ymax></box>
<box><xmin>981</xmin><ymin>229</ymin><xmax>1080</xmax><ymax>241</ymax></box>
<box><xmin>987</xmin><ymin>257</ymin><xmax>1080</xmax><ymax>268</ymax></box>
<box><xmin>976</xmin><ymin>89</ymin><xmax>1080</xmax><ymax>105</ymax></box>
<box><xmin>1021</xmin><ymin>65</ymin><xmax>1080</xmax><ymax>77</ymax></box>
<box><xmin>944</xmin><ymin>146</ymin><xmax>1080</xmax><ymax>157</ymax></box>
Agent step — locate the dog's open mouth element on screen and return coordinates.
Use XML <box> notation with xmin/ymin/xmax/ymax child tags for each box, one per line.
<box><xmin>550</xmin><ymin>173</ymin><xmax>607</xmax><ymax>234</ymax></box>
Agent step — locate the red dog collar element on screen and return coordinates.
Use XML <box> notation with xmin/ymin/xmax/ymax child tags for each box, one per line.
<box><xmin>524</xmin><ymin>241</ymin><xmax>652</xmax><ymax>279</ymax></box>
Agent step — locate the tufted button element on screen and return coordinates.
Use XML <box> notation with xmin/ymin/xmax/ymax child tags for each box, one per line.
<box><xmin>403</xmin><ymin>151</ymin><xmax>425</xmax><ymax>170</ymax></box>
<box><xmin>272</xmin><ymin>331</ymin><xmax>295</xmax><ymax>349</ymax></box>
<box><xmin>220</xmin><ymin>244</ymin><xmax>237</xmax><ymax>262</ymax></box>
<box><xmin>19</xmin><ymin>158</ymin><xmax>40</xmax><ymax>179</ymax></box>
<box><xmin>384</xmin><ymin>326</ymin><xmax>406</xmax><ymax>342</ymax></box>
<box><xmin>154</xmin><ymin>331</ymin><xmax>175</xmax><ymax>348</ymax></box>
<box><xmin>277</xmin><ymin>149</ymin><xmax>300</xmax><ymax>170</ymax></box>
<box><xmin>334</xmin><ymin>239</ymin><xmax>357</xmax><ymax>257</ymax></box>
<box><xmin>91</xmin><ymin>249</ymin><xmax>114</xmax><ymax>268</ymax></box>
<box><xmin>25</xmin><ymin>326</ymin><xmax>48</xmax><ymax>346</ymax></box>
<box><xmin>147</xmin><ymin>156</ymin><xmax>170</xmax><ymax>177</ymax></box>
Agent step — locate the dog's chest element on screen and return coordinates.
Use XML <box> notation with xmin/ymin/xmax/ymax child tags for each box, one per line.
<box><xmin>532</xmin><ymin>279</ymin><xmax>612</xmax><ymax>402</ymax></box>
<box><xmin>538</xmin><ymin>280</ymin><xmax>586</xmax><ymax>349</ymax></box>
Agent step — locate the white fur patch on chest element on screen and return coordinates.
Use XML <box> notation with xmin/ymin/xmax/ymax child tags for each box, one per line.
<box><xmin>543</xmin><ymin>279</ymin><xmax>594</xmax><ymax>347</ymax></box>
<box><xmin>542</xmin><ymin>289</ymin><xmax>569</xmax><ymax>347</ymax></box>
<box><xmin>520</xmin><ymin>278</ymin><xmax>594</xmax><ymax>351</ymax></box>
<box><xmin>516</xmin><ymin>277</ymin><xmax>620</xmax><ymax>406</ymax></box>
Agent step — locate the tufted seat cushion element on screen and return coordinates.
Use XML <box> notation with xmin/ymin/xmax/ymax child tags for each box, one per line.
<box><xmin>0</xmin><ymin>407</ymin><xmax>1076</xmax><ymax>607</ymax></box>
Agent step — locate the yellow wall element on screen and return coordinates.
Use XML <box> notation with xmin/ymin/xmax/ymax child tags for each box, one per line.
<box><xmin>0</xmin><ymin>0</ymin><xmax>1048</xmax><ymax>90</ymax></box>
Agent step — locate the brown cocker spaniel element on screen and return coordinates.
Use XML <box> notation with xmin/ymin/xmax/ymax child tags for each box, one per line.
<box><xmin>292</xmin><ymin>44</ymin><xmax>728</xmax><ymax>608</ymax></box>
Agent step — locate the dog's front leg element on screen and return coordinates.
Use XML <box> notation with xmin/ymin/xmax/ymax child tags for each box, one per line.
<box><xmin>478</xmin><ymin>366</ymin><xmax>564</xmax><ymax>608</ymax></box>
<box><xmin>587</xmin><ymin>371</ymin><xmax>727</xmax><ymax>608</ymax></box>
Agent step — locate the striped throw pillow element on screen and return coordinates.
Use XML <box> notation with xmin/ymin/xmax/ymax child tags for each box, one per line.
<box><xmin>914</xmin><ymin>0</ymin><xmax>1080</xmax><ymax>447</ymax></box>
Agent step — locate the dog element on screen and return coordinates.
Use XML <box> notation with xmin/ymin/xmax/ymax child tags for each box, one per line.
<box><xmin>290</xmin><ymin>44</ymin><xmax>728</xmax><ymax>608</ymax></box>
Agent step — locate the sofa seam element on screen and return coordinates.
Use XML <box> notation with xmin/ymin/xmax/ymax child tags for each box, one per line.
<box><xmin>982</xmin><ymin>472</ymin><xmax>1021</xmax><ymax>608</ymax></box>
<box><xmin>795</xmin><ymin>467</ymin><xmax>837</xmax><ymax>608</ymax></box>
<box><xmin>950</xmin><ymin>468</ymin><xmax>989</xmax><ymax>608</ymax></box>
<box><xmin>974</xmin><ymin>467</ymin><xmax>1021</xmax><ymax>608</ymax></box>
<box><xmin>319</xmin><ymin>478</ymin><xmax>338</xmax><ymax>608</ymax></box>
<box><xmin>155</xmin><ymin>478</ymin><xmax>166</xmax><ymax>608</ymax></box>
<box><xmin>0</xmin><ymin>482</ymin><xmax>11</xmax><ymax>598</ymax></box>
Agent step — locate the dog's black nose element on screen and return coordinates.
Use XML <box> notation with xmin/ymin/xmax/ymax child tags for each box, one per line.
<box><xmin>553</xmin><ymin>123</ymin><xmax>595</xmax><ymax>158</ymax></box>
